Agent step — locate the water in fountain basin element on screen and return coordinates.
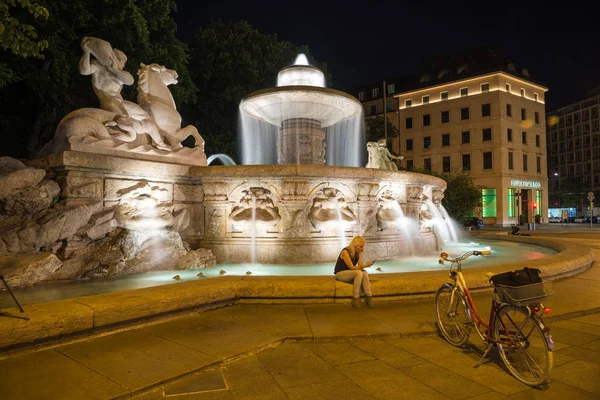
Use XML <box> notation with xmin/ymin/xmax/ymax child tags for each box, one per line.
<box><xmin>390</xmin><ymin>202</ymin><xmax>418</xmax><ymax>256</ymax></box>
<box><xmin>425</xmin><ymin>199</ymin><xmax>452</xmax><ymax>248</ymax></box>
<box><xmin>438</xmin><ymin>204</ymin><xmax>461</xmax><ymax>242</ymax></box>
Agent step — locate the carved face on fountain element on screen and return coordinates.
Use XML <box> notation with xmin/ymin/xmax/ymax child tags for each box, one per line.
<box><xmin>115</xmin><ymin>181</ymin><xmax>174</xmax><ymax>231</ymax></box>
<box><xmin>308</xmin><ymin>188</ymin><xmax>356</xmax><ymax>230</ymax></box>
<box><xmin>229</xmin><ymin>187</ymin><xmax>281</xmax><ymax>226</ymax></box>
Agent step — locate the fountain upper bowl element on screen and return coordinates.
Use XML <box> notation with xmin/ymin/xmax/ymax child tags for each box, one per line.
<box><xmin>239</xmin><ymin>85</ymin><xmax>362</xmax><ymax>128</ymax></box>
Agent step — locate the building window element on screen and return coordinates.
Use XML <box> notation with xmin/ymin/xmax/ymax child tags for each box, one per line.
<box><xmin>461</xmin><ymin>107</ymin><xmax>469</xmax><ymax>120</ymax></box>
<box><xmin>523</xmin><ymin>154</ymin><xmax>528</xmax><ymax>172</ymax></box>
<box><xmin>460</xmin><ymin>87</ymin><xmax>468</xmax><ymax>97</ymax></box>
<box><xmin>405</xmin><ymin>117</ymin><xmax>413</xmax><ymax>129</ymax></box>
<box><xmin>405</xmin><ymin>99</ymin><xmax>412</xmax><ymax>108</ymax></box>
<box><xmin>372</xmin><ymin>88</ymin><xmax>379</xmax><ymax>98</ymax></box>
<box><xmin>481</xmin><ymin>83</ymin><xmax>489</xmax><ymax>93</ymax></box>
<box><xmin>462</xmin><ymin>131</ymin><xmax>470</xmax><ymax>144</ymax></box>
<box><xmin>424</xmin><ymin>136</ymin><xmax>431</xmax><ymax>148</ymax></box>
<box><xmin>506</xmin><ymin>104</ymin><xmax>512</xmax><ymax>117</ymax></box>
<box><xmin>482</xmin><ymin>103</ymin><xmax>491</xmax><ymax>117</ymax></box>
<box><xmin>536</xmin><ymin>134</ymin><xmax>540</xmax><ymax>147</ymax></box>
<box><xmin>443</xmin><ymin>156</ymin><xmax>450</xmax><ymax>172</ymax></box>
<box><xmin>441</xmin><ymin>91</ymin><xmax>448</xmax><ymax>100</ymax></box>
<box><xmin>537</xmin><ymin>156</ymin><xmax>541</xmax><ymax>173</ymax></box>
<box><xmin>370</xmin><ymin>105</ymin><xmax>376</xmax><ymax>115</ymax></box>
<box><xmin>387</xmin><ymin>84</ymin><xmax>395</xmax><ymax>94</ymax></box>
<box><xmin>441</xmin><ymin>110</ymin><xmax>450</xmax><ymax>123</ymax></box>
<box><xmin>534</xmin><ymin>92</ymin><xmax>539</xmax><ymax>101</ymax></box>
<box><xmin>508</xmin><ymin>128</ymin><xmax>513</xmax><ymax>141</ymax></box>
<box><xmin>462</xmin><ymin>154</ymin><xmax>471</xmax><ymax>171</ymax></box>
<box><xmin>386</xmin><ymin>101</ymin><xmax>393</xmax><ymax>112</ymax></box>
<box><xmin>521</xmin><ymin>108</ymin><xmax>526</xmax><ymax>120</ymax></box>
<box><xmin>520</xmin><ymin>88</ymin><xmax>525</xmax><ymax>97</ymax></box>
<box><xmin>481</xmin><ymin>188</ymin><xmax>497</xmax><ymax>217</ymax></box>
<box><xmin>508</xmin><ymin>152</ymin><xmax>514</xmax><ymax>170</ymax></box>
<box><xmin>406</xmin><ymin>160</ymin><xmax>414</xmax><ymax>170</ymax></box>
<box><xmin>424</xmin><ymin>158</ymin><xmax>432</xmax><ymax>171</ymax></box>
<box><xmin>423</xmin><ymin>114</ymin><xmax>430</xmax><ymax>126</ymax></box>
<box><xmin>508</xmin><ymin>188</ymin><xmax>515</xmax><ymax>218</ymax></box>
<box><xmin>442</xmin><ymin>133</ymin><xmax>450</xmax><ymax>146</ymax></box>
<box><xmin>422</xmin><ymin>95</ymin><xmax>429</xmax><ymax>104</ymax></box>
<box><xmin>483</xmin><ymin>128</ymin><xmax>492</xmax><ymax>141</ymax></box>
<box><xmin>358</xmin><ymin>92</ymin><xmax>365</xmax><ymax>101</ymax></box>
<box><xmin>483</xmin><ymin>152</ymin><xmax>492</xmax><ymax>169</ymax></box>
<box><xmin>522</xmin><ymin>131</ymin><xmax>527</xmax><ymax>144</ymax></box>
<box><xmin>406</xmin><ymin>139</ymin><xmax>413</xmax><ymax>151</ymax></box>
<box><xmin>506</xmin><ymin>83</ymin><xmax>511</xmax><ymax>92</ymax></box>
<box><xmin>535</xmin><ymin>112</ymin><xmax>540</xmax><ymax>124</ymax></box>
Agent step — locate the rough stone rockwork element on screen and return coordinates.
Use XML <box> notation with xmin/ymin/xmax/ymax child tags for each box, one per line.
<box><xmin>0</xmin><ymin>155</ymin><xmax>216</xmax><ymax>289</ymax></box>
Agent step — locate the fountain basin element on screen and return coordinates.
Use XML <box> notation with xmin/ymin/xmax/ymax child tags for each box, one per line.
<box><xmin>190</xmin><ymin>164</ymin><xmax>448</xmax><ymax>264</ymax></box>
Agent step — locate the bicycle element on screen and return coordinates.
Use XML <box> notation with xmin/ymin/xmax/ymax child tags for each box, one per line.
<box><xmin>435</xmin><ymin>250</ymin><xmax>554</xmax><ymax>386</ymax></box>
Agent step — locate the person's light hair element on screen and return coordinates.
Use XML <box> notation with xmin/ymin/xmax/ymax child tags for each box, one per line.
<box><xmin>347</xmin><ymin>236</ymin><xmax>366</xmax><ymax>258</ymax></box>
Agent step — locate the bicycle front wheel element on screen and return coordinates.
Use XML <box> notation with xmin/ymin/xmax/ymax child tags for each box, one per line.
<box><xmin>493</xmin><ymin>305</ymin><xmax>553</xmax><ymax>386</ymax></box>
<box><xmin>434</xmin><ymin>284</ymin><xmax>471</xmax><ymax>347</ymax></box>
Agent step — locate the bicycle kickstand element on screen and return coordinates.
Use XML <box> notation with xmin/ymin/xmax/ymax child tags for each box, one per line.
<box><xmin>475</xmin><ymin>343</ymin><xmax>494</xmax><ymax>368</ymax></box>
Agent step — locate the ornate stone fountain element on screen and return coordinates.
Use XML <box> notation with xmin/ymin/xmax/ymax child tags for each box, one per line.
<box><xmin>0</xmin><ymin>43</ymin><xmax>448</xmax><ymax>289</ymax></box>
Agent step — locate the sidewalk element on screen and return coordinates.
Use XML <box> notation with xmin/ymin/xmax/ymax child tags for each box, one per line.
<box><xmin>1</xmin><ymin>236</ymin><xmax>599</xmax><ymax>399</ymax></box>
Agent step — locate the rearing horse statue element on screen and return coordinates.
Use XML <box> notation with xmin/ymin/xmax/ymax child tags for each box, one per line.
<box><xmin>137</xmin><ymin>63</ymin><xmax>204</xmax><ymax>150</ymax></box>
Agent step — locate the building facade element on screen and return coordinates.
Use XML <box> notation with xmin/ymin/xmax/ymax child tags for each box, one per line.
<box><xmin>546</xmin><ymin>92</ymin><xmax>600</xmax><ymax>215</ymax></box>
<box><xmin>351</xmin><ymin>48</ymin><xmax>549</xmax><ymax>226</ymax></box>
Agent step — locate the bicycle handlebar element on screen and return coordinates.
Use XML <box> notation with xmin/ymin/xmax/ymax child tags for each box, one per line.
<box><xmin>438</xmin><ymin>250</ymin><xmax>491</xmax><ymax>265</ymax></box>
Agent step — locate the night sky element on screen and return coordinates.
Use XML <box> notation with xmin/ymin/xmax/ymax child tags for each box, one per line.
<box><xmin>174</xmin><ymin>1</ymin><xmax>600</xmax><ymax>111</ymax></box>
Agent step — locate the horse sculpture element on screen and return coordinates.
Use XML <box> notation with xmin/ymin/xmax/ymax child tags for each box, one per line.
<box><xmin>38</xmin><ymin>37</ymin><xmax>206</xmax><ymax>165</ymax></box>
<box><xmin>136</xmin><ymin>63</ymin><xmax>204</xmax><ymax>150</ymax></box>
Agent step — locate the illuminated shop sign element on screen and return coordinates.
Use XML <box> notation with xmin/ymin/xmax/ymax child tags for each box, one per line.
<box><xmin>510</xmin><ymin>179</ymin><xmax>541</xmax><ymax>189</ymax></box>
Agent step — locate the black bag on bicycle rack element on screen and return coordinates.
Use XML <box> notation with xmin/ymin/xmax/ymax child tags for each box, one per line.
<box><xmin>490</xmin><ymin>267</ymin><xmax>542</xmax><ymax>287</ymax></box>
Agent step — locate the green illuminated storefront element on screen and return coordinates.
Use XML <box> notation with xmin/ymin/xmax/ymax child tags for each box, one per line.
<box><xmin>477</xmin><ymin>178</ymin><xmax>547</xmax><ymax>227</ymax></box>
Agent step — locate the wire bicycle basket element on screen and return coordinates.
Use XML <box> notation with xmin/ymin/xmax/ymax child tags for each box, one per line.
<box><xmin>494</xmin><ymin>282</ymin><xmax>553</xmax><ymax>306</ymax></box>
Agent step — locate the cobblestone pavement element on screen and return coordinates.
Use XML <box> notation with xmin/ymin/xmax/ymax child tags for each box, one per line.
<box><xmin>139</xmin><ymin>313</ymin><xmax>600</xmax><ymax>400</ymax></box>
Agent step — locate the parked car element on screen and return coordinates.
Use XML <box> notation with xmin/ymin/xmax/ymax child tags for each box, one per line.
<box><xmin>585</xmin><ymin>216</ymin><xmax>598</xmax><ymax>223</ymax></box>
<box><xmin>574</xmin><ymin>217</ymin><xmax>587</xmax><ymax>223</ymax></box>
<box><xmin>465</xmin><ymin>217</ymin><xmax>484</xmax><ymax>230</ymax></box>
<box><xmin>548</xmin><ymin>217</ymin><xmax>561</xmax><ymax>223</ymax></box>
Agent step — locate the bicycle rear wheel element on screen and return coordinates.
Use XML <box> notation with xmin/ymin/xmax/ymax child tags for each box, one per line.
<box><xmin>493</xmin><ymin>305</ymin><xmax>553</xmax><ymax>386</ymax></box>
<box><xmin>434</xmin><ymin>284</ymin><xmax>471</xmax><ymax>347</ymax></box>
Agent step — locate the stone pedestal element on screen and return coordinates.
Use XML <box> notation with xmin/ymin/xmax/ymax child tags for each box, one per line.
<box><xmin>279</xmin><ymin>118</ymin><xmax>325</xmax><ymax>164</ymax></box>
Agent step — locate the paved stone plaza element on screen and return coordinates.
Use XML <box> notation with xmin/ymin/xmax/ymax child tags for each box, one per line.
<box><xmin>0</xmin><ymin>229</ymin><xmax>599</xmax><ymax>399</ymax></box>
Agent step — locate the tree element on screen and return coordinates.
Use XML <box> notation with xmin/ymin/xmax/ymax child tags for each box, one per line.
<box><xmin>0</xmin><ymin>0</ymin><xmax>194</xmax><ymax>157</ymax></box>
<box><xmin>0</xmin><ymin>0</ymin><xmax>49</xmax><ymax>89</ymax></box>
<box><xmin>0</xmin><ymin>0</ymin><xmax>49</xmax><ymax>58</ymax></box>
<box><xmin>559</xmin><ymin>176</ymin><xmax>585</xmax><ymax>208</ymax></box>
<box><xmin>364</xmin><ymin>115</ymin><xmax>399</xmax><ymax>144</ymax></box>
<box><xmin>410</xmin><ymin>168</ymin><xmax>482</xmax><ymax>223</ymax></box>
<box><xmin>186</xmin><ymin>19</ymin><xmax>329</xmax><ymax>161</ymax></box>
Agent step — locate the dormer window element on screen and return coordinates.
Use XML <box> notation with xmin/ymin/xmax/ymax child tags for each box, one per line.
<box><xmin>372</xmin><ymin>88</ymin><xmax>379</xmax><ymax>98</ymax></box>
<box><xmin>358</xmin><ymin>92</ymin><xmax>365</xmax><ymax>101</ymax></box>
<box><xmin>420</xmin><ymin>74</ymin><xmax>431</xmax><ymax>83</ymax></box>
<box><xmin>438</xmin><ymin>69</ymin><xmax>449</xmax><ymax>79</ymax></box>
<box><xmin>457</xmin><ymin>64</ymin><xmax>468</xmax><ymax>74</ymax></box>
<box><xmin>522</xmin><ymin>68</ymin><xmax>530</xmax><ymax>77</ymax></box>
